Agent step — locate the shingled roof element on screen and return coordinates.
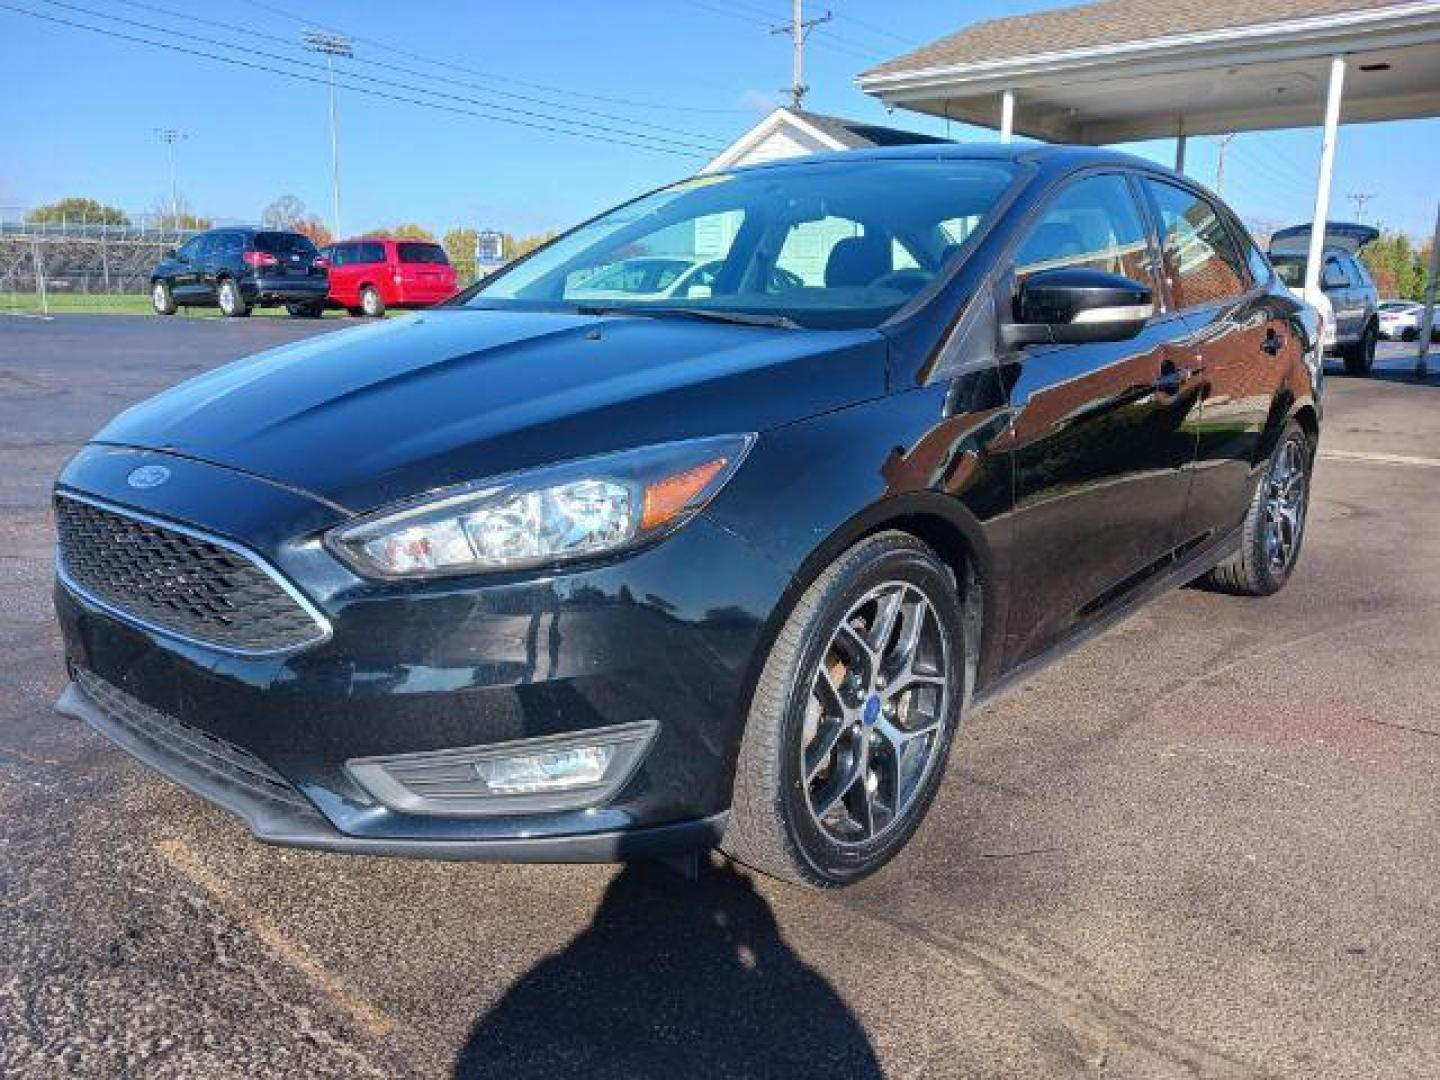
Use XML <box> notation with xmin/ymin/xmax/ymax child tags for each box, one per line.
<box><xmin>864</xmin><ymin>0</ymin><xmax>1410</xmax><ymax>77</ymax></box>
<box><xmin>786</xmin><ymin>110</ymin><xmax>950</xmax><ymax>149</ymax></box>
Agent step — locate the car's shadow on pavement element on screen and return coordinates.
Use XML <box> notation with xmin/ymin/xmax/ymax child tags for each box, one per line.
<box><xmin>454</xmin><ymin>860</ymin><xmax>881</xmax><ymax>1080</ymax></box>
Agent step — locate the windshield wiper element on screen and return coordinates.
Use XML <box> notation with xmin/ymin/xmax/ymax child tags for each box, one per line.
<box><xmin>575</xmin><ymin>305</ymin><xmax>799</xmax><ymax>330</ymax></box>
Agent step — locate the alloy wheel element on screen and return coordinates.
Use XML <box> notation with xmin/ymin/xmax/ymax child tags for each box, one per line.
<box><xmin>800</xmin><ymin>580</ymin><xmax>949</xmax><ymax>845</ymax></box>
<box><xmin>1264</xmin><ymin>437</ymin><xmax>1308</xmax><ymax>574</ymax></box>
<box><xmin>152</xmin><ymin>283</ymin><xmax>168</xmax><ymax>312</ymax></box>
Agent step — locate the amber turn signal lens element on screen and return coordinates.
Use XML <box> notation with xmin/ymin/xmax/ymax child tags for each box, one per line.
<box><xmin>641</xmin><ymin>458</ymin><xmax>729</xmax><ymax>530</ymax></box>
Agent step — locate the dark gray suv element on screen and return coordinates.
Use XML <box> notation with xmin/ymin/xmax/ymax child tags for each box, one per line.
<box><xmin>1270</xmin><ymin>223</ymin><xmax>1379</xmax><ymax>375</ymax></box>
<box><xmin>150</xmin><ymin>228</ymin><xmax>330</xmax><ymax>319</ymax></box>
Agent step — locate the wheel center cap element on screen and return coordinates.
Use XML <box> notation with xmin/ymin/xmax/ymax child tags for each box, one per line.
<box><xmin>863</xmin><ymin>695</ymin><xmax>882</xmax><ymax>727</ymax></box>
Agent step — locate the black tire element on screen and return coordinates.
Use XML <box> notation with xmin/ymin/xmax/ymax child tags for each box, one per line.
<box><xmin>722</xmin><ymin>531</ymin><xmax>967</xmax><ymax>888</ymax></box>
<box><xmin>1199</xmin><ymin>420</ymin><xmax>1312</xmax><ymax>597</ymax></box>
<box><xmin>360</xmin><ymin>285</ymin><xmax>385</xmax><ymax>318</ymax></box>
<box><xmin>286</xmin><ymin>301</ymin><xmax>325</xmax><ymax>319</ymax></box>
<box><xmin>217</xmin><ymin>277</ymin><xmax>251</xmax><ymax>318</ymax></box>
<box><xmin>1343</xmin><ymin>320</ymin><xmax>1376</xmax><ymax>376</ymax></box>
<box><xmin>150</xmin><ymin>280</ymin><xmax>177</xmax><ymax>315</ymax></box>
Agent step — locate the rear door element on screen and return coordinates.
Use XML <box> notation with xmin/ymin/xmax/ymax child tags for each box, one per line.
<box><xmin>1001</xmin><ymin>171</ymin><xmax>1202</xmax><ymax>666</ymax></box>
<box><xmin>395</xmin><ymin>241</ymin><xmax>453</xmax><ymax>292</ymax></box>
<box><xmin>1140</xmin><ymin>178</ymin><xmax>1289</xmax><ymax>548</ymax></box>
<box><xmin>192</xmin><ymin>232</ymin><xmax>226</xmax><ymax>300</ymax></box>
<box><xmin>1322</xmin><ymin>254</ymin><xmax>1358</xmax><ymax>339</ymax></box>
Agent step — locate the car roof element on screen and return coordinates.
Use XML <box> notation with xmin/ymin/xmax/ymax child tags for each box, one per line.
<box><xmin>723</xmin><ymin>141</ymin><xmax>1166</xmax><ymax>177</ymax></box>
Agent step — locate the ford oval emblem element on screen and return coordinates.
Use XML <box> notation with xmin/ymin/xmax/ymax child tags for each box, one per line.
<box><xmin>127</xmin><ymin>465</ymin><xmax>171</xmax><ymax>489</ymax></box>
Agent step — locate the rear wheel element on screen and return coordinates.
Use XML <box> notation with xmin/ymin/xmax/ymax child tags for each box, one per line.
<box><xmin>723</xmin><ymin>532</ymin><xmax>966</xmax><ymax>887</ymax></box>
<box><xmin>1343</xmin><ymin>320</ymin><xmax>1376</xmax><ymax>376</ymax></box>
<box><xmin>217</xmin><ymin>278</ymin><xmax>251</xmax><ymax>318</ymax></box>
<box><xmin>360</xmin><ymin>285</ymin><xmax>385</xmax><ymax>318</ymax></box>
<box><xmin>151</xmin><ymin>280</ymin><xmax>176</xmax><ymax>315</ymax></box>
<box><xmin>1200</xmin><ymin>420</ymin><xmax>1312</xmax><ymax>597</ymax></box>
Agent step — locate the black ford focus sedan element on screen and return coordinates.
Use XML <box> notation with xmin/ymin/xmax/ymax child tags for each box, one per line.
<box><xmin>54</xmin><ymin>146</ymin><xmax>1321</xmax><ymax>887</ymax></box>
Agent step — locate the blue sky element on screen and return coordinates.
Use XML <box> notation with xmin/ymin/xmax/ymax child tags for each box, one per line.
<box><xmin>1</xmin><ymin>0</ymin><xmax>1436</xmax><ymax>240</ymax></box>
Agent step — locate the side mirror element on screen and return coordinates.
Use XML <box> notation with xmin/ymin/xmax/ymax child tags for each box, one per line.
<box><xmin>1002</xmin><ymin>267</ymin><xmax>1154</xmax><ymax>347</ymax></box>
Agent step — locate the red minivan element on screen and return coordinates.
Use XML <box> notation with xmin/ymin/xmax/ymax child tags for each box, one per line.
<box><xmin>323</xmin><ymin>238</ymin><xmax>459</xmax><ymax>317</ymax></box>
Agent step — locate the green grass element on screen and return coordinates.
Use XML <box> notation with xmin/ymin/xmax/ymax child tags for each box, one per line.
<box><xmin>0</xmin><ymin>293</ymin><xmax>360</xmax><ymax>319</ymax></box>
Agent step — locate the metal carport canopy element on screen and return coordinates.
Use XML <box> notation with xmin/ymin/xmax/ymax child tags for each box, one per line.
<box><xmin>859</xmin><ymin>0</ymin><xmax>1440</xmax><ymax>372</ymax></box>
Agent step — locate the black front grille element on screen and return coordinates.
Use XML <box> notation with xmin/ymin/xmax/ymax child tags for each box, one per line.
<box><xmin>55</xmin><ymin>494</ymin><xmax>327</xmax><ymax>654</ymax></box>
<box><xmin>74</xmin><ymin>667</ymin><xmax>318</xmax><ymax>816</ymax></box>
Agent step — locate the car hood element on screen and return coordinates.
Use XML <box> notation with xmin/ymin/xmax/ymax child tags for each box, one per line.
<box><xmin>95</xmin><ymin>309</ymin><xmax>888</xmax><ymax>514</ymax></box>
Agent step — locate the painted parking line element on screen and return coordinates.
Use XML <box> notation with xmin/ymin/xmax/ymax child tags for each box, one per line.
<box><xmin>1319</xmin><ymin>450</ymin><xmax>1440</xmax><ymax>469</ymax></box>
<box><xmin>153</xmin><ymin>838</ymin><xmax>397</xmax><ymax>1039</ymax></box>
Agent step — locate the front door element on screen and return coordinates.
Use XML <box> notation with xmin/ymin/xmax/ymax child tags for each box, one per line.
<box><xmin>999</xmin><ymin>172</ymin><xmax>1201</xmax><ymax>667</ymax></box>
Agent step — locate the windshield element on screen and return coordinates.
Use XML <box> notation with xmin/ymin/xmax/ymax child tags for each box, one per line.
<box><xmin>465</xmin><ymin>159</ymin><xmax>1018</xmax><ymax>329</ymax></box>
<box><xmin>254</xmin><ymin>231</ymin><xmax>318</xmax><ymax>258</ymax></box>
<box><xmin>397</xmin><ymin>242</ymin><xmax>449</xmax><ymax>265</ymax></box>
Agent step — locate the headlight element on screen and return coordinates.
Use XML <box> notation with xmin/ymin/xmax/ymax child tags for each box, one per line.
<box><xmin>328</xmin><ymin>434</ymin><xmax>754</xmax><ymax>578</ymax></box>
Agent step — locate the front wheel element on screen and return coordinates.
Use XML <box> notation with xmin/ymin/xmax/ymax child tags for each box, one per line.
<box><xmin>1199</xmin><ymin>421</ymin><xmax>1312</xmax><ymax>597</ymax></box>
<box><xmin>722</xmin><ymin>532</ymin><xmax>966</xmax><ymax>887</ymax></box>
<box><xmin>151</xmin><ymin>280</ymin><xmax>176</xmax><ymax>315</ymax></box>
<box><xmin>217</xmin><ymin>278</ymin><xmax>251</xmax><ymax>318</ymax></box>
<box><xmin>1343</xmin><ymin>321</ymin><xmax>1376</xmax><ymax>376</ymax></box>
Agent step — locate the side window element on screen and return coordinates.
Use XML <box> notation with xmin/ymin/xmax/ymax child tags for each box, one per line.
<box><xmin>358</xmin><ymin>242</ymin><xmax>386</xmax><ymax>264</ymax></box>
<box><xmin>1348</xmin><ymin>256</ymin><xmax>1372</xmax><ymax>288</ymax></box>
<box><xmin>1233</xmin><ymin>226</ymin><xmax>1272</xmax><ymax>285</ymax></box>
<box><xmin>1013</xmin><ymin>173</ymin><xmax>1154</xmax><ymax>289</ymax></box>
<box><xmin>1143</xmin><ymin>179</ymin><xmax>1248</xmax><ymax>308</ymax></box>
<box><xmin>216</xmin><ymin>232</ymin><xmax>243</xmax><ymax>258</ymax></box>
<box><xmin>176</xmin><ymin>236</ymin><xmax>204</xmax><ymax>261</ymax></box>
<box><xmin>1322</xmin><ymin>256</ymin><xmax>1349</xmax><ymax>289</ymax></box>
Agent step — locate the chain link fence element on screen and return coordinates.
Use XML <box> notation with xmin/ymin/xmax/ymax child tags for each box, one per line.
<box><xmin>0</xmin><ymin>207</ymin><xmax>249</xmax><ymax>316</ymax></box>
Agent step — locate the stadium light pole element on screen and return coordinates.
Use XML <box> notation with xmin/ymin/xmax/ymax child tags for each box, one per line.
<box><xmin>154</xmin><ymin>128</ymin><xmax>187</xmax><ymax>225</ymax></box>
<box><xmin>302</xmin><ymin>30</ymin><xmax>353</xmax><ymax>238</ymax></box>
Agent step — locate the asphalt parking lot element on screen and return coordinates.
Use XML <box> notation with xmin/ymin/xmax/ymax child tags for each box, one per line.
<box><xmin>2</xmin><ymin>314</ymin><xmax>1437</xmax><ymax>1078</ymax></box>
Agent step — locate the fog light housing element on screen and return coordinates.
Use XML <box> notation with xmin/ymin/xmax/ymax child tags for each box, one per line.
<box><xmin>344</xmin><ymin>720</ymin><xmax>657</xmax><ymax>817</ymax></box>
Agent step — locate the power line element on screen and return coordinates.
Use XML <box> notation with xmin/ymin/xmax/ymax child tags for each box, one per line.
<box><xmin>19</xmin><ymin>0</ymin><xmax>725</xmax><ymax>155</ymax></box>
<box><xmin>239</xmin><ymin>0</ymin><xmax>751</xmax><ymax>116</ymax></box>
<box><xmin>114</xmin><ymin>0</ymin><xmax>742</xmax><ymax>144</ymax></box>
<box><xmin>0</xmin><ymin>3</ymin><xmax>714</xmax><ymax>157</ymax></box>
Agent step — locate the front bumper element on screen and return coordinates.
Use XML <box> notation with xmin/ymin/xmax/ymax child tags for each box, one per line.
<box><xmin>54</xmin><ymin>445</ymin><xmax>793</xmax><ymax>859</ymax></box>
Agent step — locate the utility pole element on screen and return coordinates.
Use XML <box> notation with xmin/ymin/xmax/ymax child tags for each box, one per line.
<box><xmin>153</xmin><ymin>128</ymin><xmax>186</xmax><ymax>224</ymax></box>
<box><xmin>1214</xmin><ymin>133</ymin><xmax>1236</xmax><ymax>196</ymax></box>
<box><xmin>1347</xmin><ymin>192</ymin><xmax>1376</xmax><ymax>223</ymax></box>
<box><xmin>771</xmin><ymin>0</ymin><xmax>831</xmax><ymax>111</ymax></box>
<box><xmin>302</xmin><ymin>30</ymin><xmax>353</xmax><ymax>237</ymax></box>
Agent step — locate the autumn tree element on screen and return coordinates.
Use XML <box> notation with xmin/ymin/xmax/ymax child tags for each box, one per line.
<box><xmin>26</xmin><ymin>197</ymin><xmax>129</xmax><ymax>227</ymax></box>
<box><xmin>261</xmin><ymin>195</ymin><xmax>308</xmax><ymax>231</ymax></box>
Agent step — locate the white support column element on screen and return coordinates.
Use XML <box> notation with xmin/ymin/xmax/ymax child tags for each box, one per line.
<box><xmin>1416</xmin><ymin>200</ymin><xmax>1439</xmax><ymax>377</ymax></box>
<box><xmin>999</xmin><ymin>89</ymin><xmax>1015</xmax><ymax>144</ymax></box>
<box><xmin>1174</xmin><ymin>134</ymin><xmax>1187</xmax><ymax>174</ymax></box>
<box><xmin>1304</xmin><ymin>55</ymin><xmax>1346</xmax><ymax>302</ymax></box>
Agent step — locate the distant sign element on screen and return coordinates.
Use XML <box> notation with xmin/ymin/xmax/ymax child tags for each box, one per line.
<box><xmin>476</xmin><ymin>230</ymin><xmax>505</xmax><ymax>265</ymax></box>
